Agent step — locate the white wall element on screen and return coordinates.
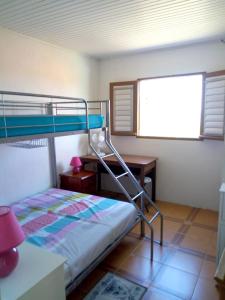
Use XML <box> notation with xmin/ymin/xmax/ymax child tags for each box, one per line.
<box><xmin>0</xmin><ymin>27</ymin><xmax>98</xmax><ymax>204</ymax></box>
<box><xmin>99</xmin><ymin>41</ymin><xmax>225</xmax><ymax>210</ymax></box>
<box><xmin>1</xmin><ymin>27</ymin><xmax>224</xmax><ymax>210</ymax></box>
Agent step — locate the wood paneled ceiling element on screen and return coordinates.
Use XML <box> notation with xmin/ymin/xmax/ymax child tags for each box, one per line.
<box><xmin>0</xmin><ymin>0</ymin><xmax>225</xmax><ymax>57</ymax></box>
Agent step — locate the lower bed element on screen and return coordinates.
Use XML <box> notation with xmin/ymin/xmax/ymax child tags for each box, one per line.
<box><xmin>11</xmin><ymin>188</ymin><xmax>138</xmax><ymax>288</ymax></box>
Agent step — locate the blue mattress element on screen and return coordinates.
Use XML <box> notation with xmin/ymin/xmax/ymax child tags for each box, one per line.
<box><xmin>0</xmin><ymin>114</ymin><xmax>103</xmax><ymax>138</ymax></box>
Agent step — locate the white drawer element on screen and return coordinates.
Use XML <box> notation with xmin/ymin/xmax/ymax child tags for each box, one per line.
<box><xmin>217</xmin><ymin>183</ymin><xmax>225</xmax><ymax>264</ymax></box>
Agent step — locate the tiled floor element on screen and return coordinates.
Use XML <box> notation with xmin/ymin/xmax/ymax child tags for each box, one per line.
<box><xmin>67</xmin><ymin>200</ymin><xmax>225</xmax><ymax>300</ymax></box>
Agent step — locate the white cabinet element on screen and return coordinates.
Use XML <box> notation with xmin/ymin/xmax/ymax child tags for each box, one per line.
<box><xmin>217</xmin><ymin>183</ymin><xmax>225</xmax><ymax>264</ymax></box>
<box><xmin>0</xmin><ymin>242</ymin><xmax>66</xmax><ymax>300</ymax></box>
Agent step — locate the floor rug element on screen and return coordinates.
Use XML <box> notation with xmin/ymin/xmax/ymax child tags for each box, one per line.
<box><xmin>84</xmin><ymin>272</ymin><xmax>147</xmax><ymax>300</ymax></box>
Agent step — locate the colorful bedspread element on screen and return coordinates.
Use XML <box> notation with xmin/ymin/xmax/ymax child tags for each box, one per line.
<box><xmin>11</xmin><ymin>188</ymin><xmax>137</xmax><ymax>285</ymax></box>
<box><xmin>12</xmin><ymin>188</ymin><xmax>124</xmax><ymax>249</ymax></box>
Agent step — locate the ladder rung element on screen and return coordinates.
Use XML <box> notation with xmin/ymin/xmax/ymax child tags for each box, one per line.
<box><xmin>116</xmin><ymin>172</ymin><xmax>128</xmax><ymax>179</ymax></box>
<box><xmin>132</xmin><ymin>191</ymin><xmax>144</xmax><ymax>201</ymax></box>
<box><xmin>101</xmin><ymin>153</ymin><xmax>114</xmax><ymax>159</ymax></box>
<box><xmin>148</xmin><ymin>211</ymin><xmax>160</xmax><ymax>224</ymax></box>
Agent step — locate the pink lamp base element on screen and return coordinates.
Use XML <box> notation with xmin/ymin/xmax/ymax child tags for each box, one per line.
<box><xmin>0</xmin><ymin>248</ymin><xmax>19</xmax><ymax>277</ymax></box>
<box><xmin>73</xmin><ymin>166</ymin><xmax>81</xmax><ymax>174</ymax></box>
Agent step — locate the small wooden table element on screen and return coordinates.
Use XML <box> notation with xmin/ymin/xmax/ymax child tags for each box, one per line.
<box><xmin>60</xmin><ymin>170</ymin><xmax>96</xmax><ymax>194</ymax></box>
<box><xmin>81</xmin><ymin>154</ymin><xmax>157</xmax><ymax>202</ymax></box>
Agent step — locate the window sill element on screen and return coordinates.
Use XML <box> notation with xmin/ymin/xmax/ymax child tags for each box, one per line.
<box><xmin>136</xmin><ymin>135</ymin><xmax>203</xmax><ymax>141</ymax></box>
<box><xmin>200</xmin><ymin>135</ymin><xmax>224</xmax><ymax>141</ymax></box>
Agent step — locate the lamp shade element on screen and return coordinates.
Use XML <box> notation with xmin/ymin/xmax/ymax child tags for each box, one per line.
<box><xmin>70</xmin><ymin>156</ymin><xmax>82</xmax><ymax>168</ymax></box>
<box><xmin>0</xmin><ymin>206</ymin><xmax>25</xmax><ymax>253</ymax></box>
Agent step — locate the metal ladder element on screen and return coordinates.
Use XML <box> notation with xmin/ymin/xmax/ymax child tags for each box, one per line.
<box><xmin>88</xmin><ymin>126</ymin><xmax>163</xmax><ymax>261</ymax></box>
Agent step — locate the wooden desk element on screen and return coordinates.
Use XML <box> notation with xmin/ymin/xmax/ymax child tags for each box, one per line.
<box><xmin>81</xmin><ymin>154</ymin><xmax>157</xmax><ymax>202</ymax></box>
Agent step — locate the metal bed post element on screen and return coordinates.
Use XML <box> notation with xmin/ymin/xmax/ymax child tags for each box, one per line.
<box><xmin>46</xmin><ymin>102</ymin><xmax>58</xmax><ymax>188</ymax></box>
<box><xmin>1</xmin><ymin>94</ymin><xmax>8</xmax><ymax>141</ymax></box>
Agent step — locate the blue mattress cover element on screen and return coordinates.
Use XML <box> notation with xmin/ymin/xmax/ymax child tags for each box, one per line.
<box><xmin>0</xmin><ymin>114</ymin><xmax>103</xmax><ymax>138</ymax></box>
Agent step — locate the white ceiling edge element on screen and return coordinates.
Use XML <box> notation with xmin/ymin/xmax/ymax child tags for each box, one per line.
<box><xmin>1</xmin><ymin>24</ymin><xmax>224</xmax><ymax>63</ymax></box>
<box><xmin>97</xmin><ymin>35</ymin><xmax>225</xmax><ymax>60</ymax></box>
<box><xmin>0</xmin><ymin>25</ymin><xmax>96</xmax><ymax>61</ymax></box>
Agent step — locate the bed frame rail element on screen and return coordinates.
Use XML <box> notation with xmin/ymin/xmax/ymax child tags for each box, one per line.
<box><xmin>0</xmin><ymin>90</ymin><xmax>108</xmax><ymax>143</ymax></box>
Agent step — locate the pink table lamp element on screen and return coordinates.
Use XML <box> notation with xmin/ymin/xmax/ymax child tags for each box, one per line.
<box><xmin>0</xmin><ymin>206</ymin><xmax>25</xmax><ymax>277</ymax></box>
<box><xmin>70</xmin><ymin>156</ymin><xmax>82</xmax><ymax>174</ymax></box>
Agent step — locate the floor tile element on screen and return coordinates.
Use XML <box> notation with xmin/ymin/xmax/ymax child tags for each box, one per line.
<box><xmin>191</xmin><ymin>278</ymin><xmax>225</xmax><ymax>300</ymax></box>
<box><xmin>67</xmin><ymin>289</ymin><xmax>86</xmax><ymax>300</ymax></box>
<box><xmin>185</xmin><ymin>225</ymin><xmax>214</xmax><ymax>240</ymax></box>
<box><xmin>143</xmin><ymin>286</ymin><xmax>183</xmax><ymax>300</ymax></box>
<box><xmin>133</xmin><ymin>239</ymin><xmax>174</xmax><ymax>263</ymax></box>
<box><xmin>200</xmin><ymin>259</ymin><xmax>216</xmax><ymax>279</ymax></box>
<box><xmin>205</xmin><ymin>232</ymin><xmax>217</xmax><ymax>258</ymax></box>
<box><xmin>67</xmin><ymin>202</ymin><xmax>221</xmax><ymax>300</ymax></box>
<box><xmin>117</xmin><ymin>255</ymin><xmax>162</xmax><ymax>287</ymax></box>
<box><xmin>164</xmin><ymin>249</ymin><xmax>203</xmax><ymax>275</ymax></box>
<box><xmin>179</xmin><ymin>233</ymin><xmax>210</xmax><ymax>254</ymax></box>
<box><xmin>101</xmin><ymin>236</ymin><xmax>141</xmax><ymax>270</ymax></box>
<box><xmin>206</xmin><ymin>244</ymin><xmax>217</xmax><ymax>258</ymax></box>
<box><xmin>150</xmin><ymin>218</ymin><xmax>182</xmax><ymax>244</ymax></box>
<box><xmin>193</xmin><ymin>209</ymin><xmax>218</xmax><ymax>228</ymax></box>
<box><xmin>170</xmin><ymin>234</ymin><xmax>185</xmax><ymax>247</ymax></box>
<box><xmin>155</xmin><ymin>201</ymin><xmax>193</xmax><ymax>221</ymax></box>
<box><xmin>131</xmin><ymin>223</ymin><xmax>142</xmax><ymax>235</ymax></box>
<box><xmin>153</xmin><ymin>265</ymin><xmax>198</xmax><ymax>299</ymax></box>
<box><xmin>77</xmin><ymin>268</ymin><xmax>106</xmax><ymax>293</ymax></box>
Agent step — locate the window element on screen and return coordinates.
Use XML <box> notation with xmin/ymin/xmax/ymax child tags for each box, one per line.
<box><xmin>109</xmin><ymin>70</ymin><xmax>225</xmax><ymax>140</ymax></box>
<box><xmin>138</xmin><ymin>74</ymin><xmax>203</xmax><ymax>139</ymax></box>
<box><xmin>110</xmin><ymin>81</ymin><xmax>137</xmax><ymax>135</ymax></box>
<box><xmin>201</xmin><ymin>71</ymin><xmax>225</xmax><ymax>140</ymax></box>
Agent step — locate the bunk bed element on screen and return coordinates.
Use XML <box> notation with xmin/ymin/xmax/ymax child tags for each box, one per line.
<box><xmin>0</xmin><ymin>90</ymin><xmax>163</xmax><ymax>294</ymax></box>
<box><xmin>0</xmin><ymin>91</ymin><xmax>104</xmax><ymax>143</ymax></box>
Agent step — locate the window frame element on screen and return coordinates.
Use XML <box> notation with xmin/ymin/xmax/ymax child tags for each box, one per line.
<box><xmin>136</xmin><ymin>72</ymin><xmax>205</xmax><ymax>141</ymax></box>
<box><xmin>110</xmin><ymin>81</ymin><xmax>137</xmax><ymax>136</ymax></box>
<box><xmin>200</xmin><ymin>70</ymin><xmax>225</xmax><ymax>141</ymax></box>
<box><xmin>109</xmin><ymin>70</ymin><xmax>225</xmax><ymax>141</ymax></box>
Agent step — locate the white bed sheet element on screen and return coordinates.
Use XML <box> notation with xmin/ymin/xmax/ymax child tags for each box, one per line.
<box><xmin>54</xmin><ymin>201</ymin><xmax>138</xmax><ymax>286</ymax></box>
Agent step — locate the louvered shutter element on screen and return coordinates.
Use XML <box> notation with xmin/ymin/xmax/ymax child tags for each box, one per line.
<box><xmin>110</xmin><ymin>81</ymin><xmax>137</xmax><ymax>135</ymax></box>
<box><xmin>202</xmin><ymin>71</ymin><xmax>225</xmax><ymax>140</ymax></box>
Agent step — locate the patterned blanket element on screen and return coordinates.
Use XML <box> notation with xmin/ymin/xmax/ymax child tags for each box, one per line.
<box><xmin>11</xmin><ymin>188</ymin><xmax>120</xmax><ymax>250</ymax></box>
<box><xmin>11</xmin><ymin>188</ymin><xmax>137</xmax><ymax>285</ymax></box>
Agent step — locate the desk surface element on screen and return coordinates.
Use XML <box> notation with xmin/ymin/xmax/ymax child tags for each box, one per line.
<box><xmin>81</xmin><ymin>154</ymin><xmax>157</xmax><ymax>202</ymax></box>
<box><xmin>81</xmin><ymin>154</ymin><xmax>157</xmax><ymax>167</ymax></box>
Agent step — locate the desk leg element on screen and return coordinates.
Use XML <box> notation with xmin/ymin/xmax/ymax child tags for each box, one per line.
<box><xmin>151</xmin><ymin>166</ymin><xmax>156</xmax><ymax>202</ymax></box>
<box><xmin>140</xmin><ymin>195</ymin><xmax>145</xmax><ymax>237</ymax></box>
<box><xmin>140</xmin><ymin>169</ymin><xmax>149</xmax><ymax>212</ymax></box>
<box><xmin>97</xmin><ymin>163</ymin><xmax>101</xmax><ymax>192</ymax></box>
<box><xmin>140</xmin><ymin>168</ymin><xmax>145</xmax><ymax>187</ymax></box>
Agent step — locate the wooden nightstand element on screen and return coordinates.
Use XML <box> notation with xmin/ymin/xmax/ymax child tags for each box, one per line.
<box><xmin>60</xmin><ymin>170</ymin><xmax>96</xmax><ymax>194</ymax></box>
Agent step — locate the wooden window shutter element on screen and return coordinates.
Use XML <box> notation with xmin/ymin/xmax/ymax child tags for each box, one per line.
<box><xmin>110</xmin><ymin>81</ymin><xmax>137</xmax><ymax>135</ymax></box>
<box><xmin>201</xmin><ymin>70</ymin><xmax>225</xmax><ymax>140</ymax></box>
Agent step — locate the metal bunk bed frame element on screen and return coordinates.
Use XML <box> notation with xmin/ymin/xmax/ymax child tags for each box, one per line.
<box><xmin>0</xmin><ymin>90</ymin><xmax>163</xmax><ymax>294</ymax></box>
